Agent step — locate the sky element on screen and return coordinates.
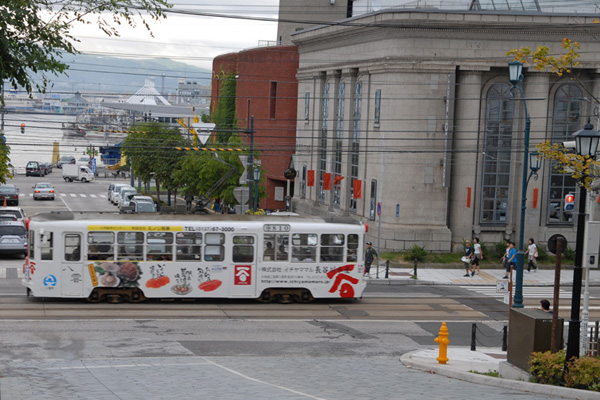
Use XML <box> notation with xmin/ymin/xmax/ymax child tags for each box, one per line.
<box><xmin>68</xmin><ymin>0</ymin><xmax>280</xmax><ymax>71</ymax></box>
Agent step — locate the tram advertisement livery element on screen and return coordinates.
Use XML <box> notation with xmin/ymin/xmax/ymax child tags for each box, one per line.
<box><xmin>22</xmin><ymin>213</ymin><xmax>367</xmax><ymax>303</ymax></box>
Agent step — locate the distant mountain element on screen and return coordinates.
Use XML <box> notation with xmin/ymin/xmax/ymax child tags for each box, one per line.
<box><xmin>43</xmin><ymin>54</ymin><xmax>212</xmax><ymax>97</ymax></box>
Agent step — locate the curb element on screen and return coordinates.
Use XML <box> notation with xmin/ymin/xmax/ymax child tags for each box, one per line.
<box><xmin>400</xmin><ymin>350</ymin><xmax>600</xmax><ymax>400</ymax></box>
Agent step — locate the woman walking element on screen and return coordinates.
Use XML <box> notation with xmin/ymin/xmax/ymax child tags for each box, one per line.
<box><xmin>472</xmin><ymin>237</ymin><xmax>483</xmax><ymax>276</ymax></box>
<box><xmin>526</xmin><ymin>238</ymin><xmax>538</xmax><ymax>272</ymax></box>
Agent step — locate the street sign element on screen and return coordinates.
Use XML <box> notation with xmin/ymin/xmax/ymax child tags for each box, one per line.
<box><xmin>233</xmin><ymin>187</ymin><xmax>250</xmax><ymax>205</ymax></box>
<box><xmin>547</xmin><ymin>234</ymin><xmax>568</xmax><ymax>254</ymax></box>
<box><xmin>90</xmin><ymin>158</ymin><xmax>97</xmax><ymax>174</ymax></box>
<box><xmin>377</xmin><ymin>202</ymin><xmax>381</xmax><ymax>216</ymax></box>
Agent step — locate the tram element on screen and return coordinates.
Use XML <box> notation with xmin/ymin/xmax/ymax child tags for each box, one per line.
<box><xmin>22</xmin><ymin>212</ymin><xmax>367</xmax><ymax>303</ymax></box>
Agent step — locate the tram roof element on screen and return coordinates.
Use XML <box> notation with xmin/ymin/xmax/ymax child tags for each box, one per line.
<box><xmin>30</xmin><ymin>211</ymin><xmax>361</xmax><ymax>226</ymax></box>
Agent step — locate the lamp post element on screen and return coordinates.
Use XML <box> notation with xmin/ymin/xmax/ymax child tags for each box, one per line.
<box><xmin>565</xmin><ymin>121</ymin><xmax>600</xmax><ymax>362</ymax></box>
<box><xmin>253</xmin><ymin>167</ymin><xmax>261</xmax><ymax>212</ymax></box>
<box><xmin>508</xmin><ymin>60</ymin><xmax>535</xmax><ymax>308</ymax></box>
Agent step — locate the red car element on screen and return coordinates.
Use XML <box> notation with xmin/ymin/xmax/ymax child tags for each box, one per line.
<box><xmin>0</xmin><ymin>185</ymin><xmax>19</xmax><ymax>206</ymax></box>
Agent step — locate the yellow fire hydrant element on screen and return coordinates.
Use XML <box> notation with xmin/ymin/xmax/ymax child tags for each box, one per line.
<box><xmin>434</xmin><ymin>321</ymin><xmax>449</xmax><ymax>365</ymax></box>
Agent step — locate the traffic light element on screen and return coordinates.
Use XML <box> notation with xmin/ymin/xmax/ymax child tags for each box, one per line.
<box><xmin>20</xmin><ymin>123</ymin><xmax>25</xmax><ymax>134</ymax></box>
<box><xmin>565</xmin><ymin>193</ymin><xmax>575</xmax><ymax>211</ymax></box>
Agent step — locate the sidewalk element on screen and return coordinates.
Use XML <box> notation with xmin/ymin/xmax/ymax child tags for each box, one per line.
<box><xmin>366</xmin><ymin>265</ymin><xmax>600</xmax><ymax>286</ymax></box>
<box><xmin>401</xmin><ymin>347</ymin><xmax>600</xmax><ymax>399</ymax></box>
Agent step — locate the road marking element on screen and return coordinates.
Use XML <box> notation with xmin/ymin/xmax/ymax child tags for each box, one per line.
<box><xmin>60</xmin><ymin>193</ymin><xmax>67</xmax><ymax>197</ymax></box>
<box><xmin>458</xmin><ymin>285</ymin><xmax>582</xmax><ymax>299</ymax></box>
<box><xmin>90</xmin><ymin>194</ymin><xmax>97</xmax><ymax>198</ymax></box>
<box><xmin>80</xmin><ymin>194</ymin><xmax>87</xmax><ymax>197</ymax></box>
<box><xmin>69</xmin><ymin>193</ymin><xmax>76</xmax><ymax>197</ymax></box>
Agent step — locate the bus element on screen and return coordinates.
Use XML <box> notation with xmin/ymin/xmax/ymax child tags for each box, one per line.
<box><xmin>23</xmin><ymin>212</ymin><xmax>368</xmax><ymax>303</ymax></box>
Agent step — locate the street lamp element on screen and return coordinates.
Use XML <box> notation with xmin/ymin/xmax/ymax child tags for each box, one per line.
<box><xmin>508</xmin><ymin>60</ymin><xmax>533</xmax><ymax>308</ymax></box>
<box><xmin>565</xmin><ymin>121</ymin><xmax>600</xmax><ymax>361</ymax></box>
<box><xmin>253</xmin><ymin>167</ymin><xmax>261</xmax><ymax>212</ymax></box>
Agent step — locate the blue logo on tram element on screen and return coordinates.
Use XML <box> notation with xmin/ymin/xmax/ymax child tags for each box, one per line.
<box><xmin>43</xmin><ymin>275</ymin><xmax>57</xmax><ymax>287</ymax></box>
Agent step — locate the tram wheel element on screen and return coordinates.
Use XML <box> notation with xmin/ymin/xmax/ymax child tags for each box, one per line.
<box><xmin>87</xmin><ymin>290</ymin><xmax>100</xmax><ymax>303</ymax></box>
<box><xmin>259</xmin><ymin>290</ymin><xmax>272</xmax><ymax>303</ymax></box>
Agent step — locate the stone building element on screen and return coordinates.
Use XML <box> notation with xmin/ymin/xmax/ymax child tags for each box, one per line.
<box><xmin>291</xmin><ymin>6</ymin><xmax>600</xmax><ymax>251</ymax></box>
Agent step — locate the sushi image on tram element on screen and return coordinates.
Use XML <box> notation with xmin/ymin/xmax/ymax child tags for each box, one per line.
<box><xmin>22</xmin><ymin>212</ymin><xmax>367</xmax><ymax>303</ymax></box>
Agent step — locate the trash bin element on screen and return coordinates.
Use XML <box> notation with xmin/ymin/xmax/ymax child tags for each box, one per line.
<box><xmin>507</xmin><ymin>308</ymin><xmax>563</xmax><ymax>371</ymax></box>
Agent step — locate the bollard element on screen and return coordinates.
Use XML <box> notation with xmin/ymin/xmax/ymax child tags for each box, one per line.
<box><xmin>413</xmin><ymin>258</ymin><xmax>418</xmax><ymax>278</ymax></box>
<box><xmin>434</xmin><ymin>322</ymin><xmax>449</xmax><ymax>364</ymax></box>
<box><xmin>502</xmin><ymin>325</ymin><xmax>508</xmax><ymax>352</ymax></box>
<box><xmin>385</xmin><ymin>260</ymin><xmax>390</xmax><ymax>279</ymax></box>
<box><xmin>470</xmin><ymin>323</ymin><xmax>476</xmax><ymax>351</ymax></box>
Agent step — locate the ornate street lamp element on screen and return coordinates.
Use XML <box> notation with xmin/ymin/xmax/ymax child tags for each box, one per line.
<box><xmin>566</xmin><ymin>121</ymin><xmax>600</xmax><ymax>361</ymax></box>
<box><xmin>508</xmin><ymin>60</ymin><xmax>532</xmax><ymax>308</ymax></box>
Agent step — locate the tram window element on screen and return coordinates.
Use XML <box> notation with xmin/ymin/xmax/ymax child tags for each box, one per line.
<box><xmin>117</xmin><ymin>232</ymin><xmax>144</xmax><ymax>261</ymax></box>
<box><xmin>29</xmin><ymin>231</ymin><xmax>35</xmax><ymax>260</ymax></box>
<box><xmin>263</xmin><ymin>234</ymin><xmax>275</xmax><ymax>261</ymax></box>
<box><xmin>88</xmin><ymin>232</ymin><xmax>115</xmax><ymax>261</ymax></box>
<box><xmin>233</xmin><ymin>235</ymin><xmax>254</xmax><ymax>262</ymax></box>
<box><xmin>263</xmin><ymin>234</ymin><xmax>288</xmax><ymax>261</ymax></box>
<box><xmin>64</xmin><ymin>234</ymin><xmax>81</xmax><ymax>262</ymax></box>
<box><xmin>320</xmin><ymin>234</ymin><xmax>344</xmax><ymax>262</ymax></box>
<box><xmin>41</xmin><ymin>232</ymin><xmax>53</xmax><ymax>260</ymax></box>
<box><xmin>204</xmin><ymin>233</ymin><xmax>224</xmax><ymax>261</ymax></box>
<box><xmin>291</xmin><ymin>234</ymin><xmax>317</xmax><ymax>262</ymax></box>
<box><xmin>146</xmin><ymin>232</ymin><xmax>173</xmax><ymax>261</ymax></box>
<box><xmin>176</xmin><ymin>232</ymin><xmax>202</xmax><ymax>261</ymax></box>
<box><xmin>347</xmin><ymin>234</ymin><xmax>359</xmax><ymax>262</ymax></box>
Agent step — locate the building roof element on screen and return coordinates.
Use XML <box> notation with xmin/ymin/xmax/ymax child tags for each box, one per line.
<box><xmin>126</xmin><ymin>78</ymin><xmax>171</xmax><ymax>106</ymax></box>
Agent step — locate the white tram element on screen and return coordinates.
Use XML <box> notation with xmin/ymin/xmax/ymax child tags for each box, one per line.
<box><xmin>23</xmin><ymin>212</ymin><xmax>367</xmax><ymax>302</ymax></box>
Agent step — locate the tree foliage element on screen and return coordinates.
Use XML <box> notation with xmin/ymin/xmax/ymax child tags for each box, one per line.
<box><xmin>212</xmin><ymin>72</ymin><xmax>238</xmax><ymax>144</ymax></box>
<box><xmin>121</xmin><ymin>122</ymin><xmax>186</xmax><ymax>202</ymax></box>
<box><xmin>536</xmin><ymin>141</ymin><xmax>599</xmax><ymax>190</ymax></box>
<box><xmin>0</xmin><ymin>0</ymin><xmax>171</xmax><ymax>95</ymax></box>
<box><xmin>506</xmin><ymin>38</ymin><xmax>581</xmax><ymax>77</ymax></box>
<box><xmin>0</xmin><ymin>136</ymin><xmax>12</xmax><ymax>184</ymax></box>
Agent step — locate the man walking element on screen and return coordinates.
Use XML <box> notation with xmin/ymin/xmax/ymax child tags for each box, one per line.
<box><xmin>364</xmin><ymin>242</ymin><xmax>377</xmax><ymax>277</ymax></box>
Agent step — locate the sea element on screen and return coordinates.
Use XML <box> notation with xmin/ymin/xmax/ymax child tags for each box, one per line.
<box><xmin>2</xmin><ymin>111</ymin><xmax>119</xmax><ymax>169</ymax></box>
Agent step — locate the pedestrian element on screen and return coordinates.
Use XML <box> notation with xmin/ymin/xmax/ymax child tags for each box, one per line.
<box><xmin>462</xmin><ymin>241</ymin><xmax>474</xmax><ymax>277</ymax></box>
<box><xmin>504</xmin><ymin>241</ymin><xmax>517</xmax><ymax>279</ymax></box>
<box><xmin>540</xmin><ymin>299</ymin><xmax>552</xmax><ymax>313</ymax></box>
<box><xmin>526</xmin><ymin>238</ymin><xmax>538</xmax><ymax>272</ymax></box>
<box><xmin>472</xmin><ymin>237</ymin><xmax>483</xmax><ymax>276</ymax></box>
<box><xmin>185</xmin><ymin>193</ymin><xmax>194</xmax><ymax>211</ymax></box>
<box><xmin>364</xmin><ymin>241</ymin><xmax>377</xmax><ymax>277</ymax></box>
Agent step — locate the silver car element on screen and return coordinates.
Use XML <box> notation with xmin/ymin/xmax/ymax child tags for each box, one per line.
<box><xmin>0</xmin><ymin>221</ymin><xmax>28</xmax><ymax>257</ymax></box>
<box><xmin>33</xmin><ymin>182</ymin><xmax>56</xmax><ymax>200</ymax></box>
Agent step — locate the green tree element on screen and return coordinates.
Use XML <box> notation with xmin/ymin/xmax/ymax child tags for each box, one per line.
<box><xmin>121</xmin><ymin>122</ymin><xmax>186</xmax><ymax>203</ymax></box>
<box><xmin>0</xmin><ymin>136</ymin><xmax>11</xmax><ymax>184</ymax></box>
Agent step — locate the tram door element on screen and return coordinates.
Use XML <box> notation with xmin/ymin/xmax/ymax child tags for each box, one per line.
<box><xmin>61</xmin><ymin>233</ymin><xmax>84</xmax><ymax>297</ymax></box>
<box><xmin>231</xmin><ymin>235</ymin><xmax>257</xmax><ymax>297</ymax></box>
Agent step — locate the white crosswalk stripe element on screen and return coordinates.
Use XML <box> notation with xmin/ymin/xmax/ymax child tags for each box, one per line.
<box><xmin>80</xmin><ymin>194</ymin><xmax>87</xmax><ymax>197</ymax></box>
<box><xmin>69</xmin><ymin>193</ymin><xmax>76</xmax><ymax>197</ymax></box>
<box><xmin>90</xmin><ymin>194</ymin><xmax>97</xmax><ymax>198</ymax></box>
<box><xmin>459</xmin><ymin>285</ymin><xmax>577</xmax><ymax>299</ymax></box>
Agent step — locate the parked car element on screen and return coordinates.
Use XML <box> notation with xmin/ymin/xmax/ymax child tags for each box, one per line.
<box><xmin>109</xmin><ymin>183</ymin><xmax>132</xmax><ymax>204</ymax></box>
<box><xmin>113</xmin><ymin>185</ymin><xmax>135</xmax><ymax>207</ymax></box>
<box><xmin>56</xmin><ymin>156</ymin><xmax>76</xmax><ymax>168</ymax></box>
<box><xmin>41</xmin><ymin>162</ymin><xmax>53</xmax><ymax>174</ymax></box>
<box><xmin>0</xmin><ymin>185</ymin><xmax>19</xmax><ymax>206</ymax></box>
<box><xmin>118</xmin><ymin>190</ymin><xmax>140</xmax><ymax>209</ymax></box>
<box><xmin>0</xmin><ymin>214</ymin><xmax>17</xmax><ymax>222</ymax></box>
<box><xmin>0</xmin><ymin>207</ymin><xmax>27</xmax><ymax>225</ymax></box>
<box><xmin>131</xmin><ymin>199</ymin><xmax>157</xmax><ymax>213</ymax></box>
<box><xmin>26</xmin><ymin>161</ymin><xmax>44</xmax><ymax>177</ymax></box>
<box><xmin>77</xmin><ymin>155</ymin><xmax>91</xmax><ymax>166</ymax></box>
<box><xmin>0</xmin><ymin>221</ymin><xmax>28</xmax><ymax>257</ymax></box>
<box><xmin>33</xmin><ymin>182</ymin><xmax>55</xmax><ymax>201</ymax></box>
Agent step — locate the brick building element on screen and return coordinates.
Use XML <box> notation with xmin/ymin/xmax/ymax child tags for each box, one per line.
<box><xmin>212</xmin><ymin>46</ymin><xmax>299</xmax><ymax>211</ymax></box>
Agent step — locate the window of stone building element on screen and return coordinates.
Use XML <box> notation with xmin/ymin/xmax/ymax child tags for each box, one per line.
<box><xmin>548</xmin><ymin>84</ymin><xmax>581</xmax><ymax>224</ymax></box>
<box><xmin>304</xmin><ymin>92</ymin><xmax>310</xmax><ymax>121</ymax></box>
<box><xmin>269</xmin><ymin>81</ymin><xmax>277</xmax><ymax>119</ymax></box>
<box><xmin>374</xmin><ymin>89</ymin><xmax>381</xmax><ymax>125</ymax></box>
<box><xmin>369</xmin><ymin>179</ymin><xmax>377</xmax><ymax>221</ymax></box>
<box><xmin>480</xmin><ymin>83</ymin><xmax>514</xmax><ymax>224</ymax></box>
<box><xmin>350</xmin><ymin>80</ymin><xmax>362</xmax><ymax>212</ymax></box>
<box><xmin>334</xmin><ymin>81</ymin><xmax>345</xmax><ymax>208</ymax></box>
<box><xmin>319</xmin><ymin>81</ymin><xmax>330</xmax><ymax>204</ymax></box>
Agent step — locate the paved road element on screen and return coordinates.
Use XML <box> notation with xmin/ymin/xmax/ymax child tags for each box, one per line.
<box><xmin>0</xmin><ymin>319</ymin><xmax>558</xmax><ymax>400</ymax></box>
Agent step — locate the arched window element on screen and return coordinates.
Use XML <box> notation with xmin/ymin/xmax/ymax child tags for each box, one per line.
<box><xmin>349</xmin><ymin>80</ymin><xmax>362</xmax><ymax>212</ymax></box>
<box><xmin>318</xmin><ymin>81</ymin><xmax>330</xmax><ymax>203</ymax></box>
<box><xmin>548</xmin><ymin>84</ymin><xmax>581</xmax><ymax>224</ymax></box>
<box><xmin>333</xmin><ymin>81</ymin><xmax>345</xmax><ymax>207</ymax></box>
<box><xmin>480</xmin><ymin>83</ymin><xmax>514</xmax><ymax>223</ymax></box>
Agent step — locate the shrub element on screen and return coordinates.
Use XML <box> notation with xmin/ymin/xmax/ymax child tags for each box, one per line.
<box><xmin>529</xmin><ymin>350</ymin><xmax>565</xmax><ymax>386</ymax></box>
<box><xmin>403</xmin><ymin>245</ymin><xmax>427</xmax><ymax>262</ymax></box>
<box><xmin>493</xmin><ymin>241</ymin><xmax>508</xmax><ymax>260</ymax></box>
<box><xmin>536</xmin><ymin>245</ymin><xmax>548</xmax><ymax>261</ymax></box>
<box><xmin>563</xmin><ymin>247</ymin><xmax>575</xmax><ymax>262</ymax></box>
<box><xmin>565</xmin><ymin>356</ymin><xmax>600</xmax><ymax>391</ymax></box>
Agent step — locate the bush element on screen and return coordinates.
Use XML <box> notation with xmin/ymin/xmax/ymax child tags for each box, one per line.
<box><xmin>536</xmin><ymin>245</ymin><xmax>548</xmax><ymax>261</ymax></box>
<box><xmin>529</xmin><ymin>350</ymin><xmax>565</xmax><ymax>386</ymax></box>
<box><xmin>403</xmin><ymin>245</ymin><xmax>427</xmax><ymax>262</ymax></box>
<box><xmin>565</xmin><ymin>356</ymin><xmax>600</xmax><ymax>391</ymax></box>
<box><xmin>563</xmin><ymin>247</ymin><xmax>575</xmax><ymax>262</ymax></box>
<box><xmin>493</xmin><ymin>241</ymin><xmax>508</xmax><ymax>260</ymax></box>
